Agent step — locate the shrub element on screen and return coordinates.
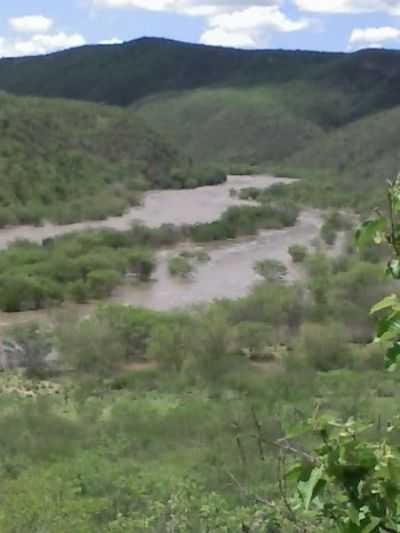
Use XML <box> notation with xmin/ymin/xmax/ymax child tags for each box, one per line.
<box><xmin>87</xmin><ymin>269</ymin><xmax>121</xmax><ymax>298</ymax></box>
<box><xmin>57</xmin><ymin>317</ymin><xmax>124</xmax><ymax>374</ymax></box>
<box><xmin>126</xmin><ymin>250</ymin><xmax>155</xmax><ymax>281</ymax></box>
<box><xmin>232</xmin><ymin>321</ymin><xmax>274</xmax><ymax>360</ymax></box>
<box><xmin>301</xmin><ymin>322</ymin><xmax>352</xmax><ymax>371</ymax></box>
<box><xmin>254</xmin><ymin>259</ymin><xmax>287</xmax><ymax>282</ymax></box>
<box><xmin>168</xmin><ymin>256</ymin><xmax>193</xmax><ymax>278</ymax></box>
<box><xmin>67</xmin><ymin>280</ymin><xmax>90</xmax><ymax>303</ymax></box>
<box><xmin>95</xmin><ymin>304</ymin><xmax>172</xmax><ymax>358</ymax></box>
<box><xmin>0</xmin><ymin>275</ymin><xmax>62</xmax><ymax>312</ymax></box>
<box><xmin>288</xmin><ymin>244</ymin><xmax>308</xmax><ymax>263</ymax></box>
<box><xmin>147</xmin><ymin>322</ymin><xmax>192</xmax><ymax>372</ymax></box>
<box><xmin>320</xmin><ymin>221</ymin><xmax>337</xmax><ymax>245</ymax></box>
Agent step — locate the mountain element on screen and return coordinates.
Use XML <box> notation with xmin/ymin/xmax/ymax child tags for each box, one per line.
<box><xmin>0</xmin><ymin>38</ymin><xmax>341</xmax><ymax>106</ymax></box>
<box><xmin>1</xmin><ymin>37</ymin><xmax>400</xmax><ymax>120</ymax></box>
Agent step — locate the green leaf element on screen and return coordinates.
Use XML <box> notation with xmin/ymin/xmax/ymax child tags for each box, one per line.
<box><xmin>285</xmin><ymin>463</ymin><xmax>305</xmax><ymax>482</ymax></box>
<box><xmin>376</xmin><ymin>313</ymin><xmax>400</xmax><ymax>342</ymax></box>
<box><xmin>387</xmin><ymin>260</ymin><xmax>400</xmax><ymax>279</ymax></box>
<box><xmin>361</xmin><ymin>516</ymin><xmax>381</xmax><ymax>533</ymax></box>
<box><xmin>371</xmin><ymin>295</ymin><xmax>400</xmax><ymax>315</ymax></box>
<box><xmin>385</xmin><ymin>342</ymin><xmax>400</xmax><ymax>371</ymax></box>
<box><xmin>355</xmin><ymin>218</ymin><xmax>387</xmax><ymax>250</ymax></box>
<box><xmin>298</xmin><ymin>466</ymin><xmax>325</xmax><ymax>510</ymax></box>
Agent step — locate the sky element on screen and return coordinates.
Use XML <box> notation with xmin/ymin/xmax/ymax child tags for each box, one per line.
<box><xmin>1</xmin><ymin>1</ymin><xmax>400</xmax><ymax>57</ymax></box>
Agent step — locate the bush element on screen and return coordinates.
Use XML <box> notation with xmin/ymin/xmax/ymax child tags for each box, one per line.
<box><xmin>87</xmin><ymin>269</ymin><xmax>121</xmax><ymax>298</ymax></box>
<box><xmin>288</xmin><ymin>244</ymin><xmax>308</xmax><ymax>263</ymax></box>
<box><xmin>0</xmin><ymin>275</ymin><xmax>62</xmax><ymax>312</ymax></box>
<box><xmin>232</xmin><ymin>321</ymin><xmax>274</xmax><ymax>360</ymax></box>
<box><xmin>126</xmin><ymin>250</ymin><xmax>155</xmax><ymax>281</ymax></box>
<box><xmin>301</xmin><ymin>322</ymin><xmax>352</xmax><ymax>371</ymax></box>
<box><xmin>168</xmin><ymin>256</ymin><xmax>193</xmax><ymax>278</ymax></box>
<box><xmin>254</xmin><ymin>259</ymin><xmax>287</xmax><ymax>282</ymax></box>
<box><xmin>57</xmin><ymin>317</ymin><xmax>124</xmax><ymax>374</ymax></box>
<box><xmin>320</xmin><ymin>221</ymin><xmax>337</xmax><ymax>245</ymax></box>
<box><xmin>95</xmin><ymin>305</ymin><xmax>173</xmax><ymax>358</ymax></box>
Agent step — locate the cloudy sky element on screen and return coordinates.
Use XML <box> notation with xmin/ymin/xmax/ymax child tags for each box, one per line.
<box><xmin>1</xmin><ymin>1</ymin><xmax>400</xmax><ymax>57</ymax></box>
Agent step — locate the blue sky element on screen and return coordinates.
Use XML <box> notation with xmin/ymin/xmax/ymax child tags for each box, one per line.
<box><xmin>1</xmin><ymin>1</ymin><xmax>400</xmax><ymax>57</ymax></box>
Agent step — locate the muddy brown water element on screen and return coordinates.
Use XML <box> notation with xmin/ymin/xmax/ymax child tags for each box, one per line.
<box><xmin>0</xmin><ymin>175</ymin><xmax>337</xmax><ymax>326</ymax></box>
<box><xmin>0</xmin><ymin>175</ymin><xmax>294</xmax><ymax>249</ymax></box>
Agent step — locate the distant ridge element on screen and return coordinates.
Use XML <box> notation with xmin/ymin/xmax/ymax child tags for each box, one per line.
<box><xmin>0</xmin><ymin>37</ymin><xmax>390</xmax><ymax>108</ymax></box>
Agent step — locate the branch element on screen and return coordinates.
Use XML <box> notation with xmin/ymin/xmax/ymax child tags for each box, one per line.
<box><xmin>273</xmin><ymin>437</ymin><xmax>319</xmax><ymax>465</ymax></box>
<box><xmin>251</xmin><ymin>405</ymin><xmax>265</xmax><ymax>462</ymax></box>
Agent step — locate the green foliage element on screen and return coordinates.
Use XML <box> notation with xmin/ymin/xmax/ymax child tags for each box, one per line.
<box><xmin>254</xmin><ymin>259</ymin><xmax>287</xmax><ymax>282</ymax></box>
<box><xmin>0</xmin><ymin>92</ymin><xmax>224</xmax><ymax>225</ymax></box>
<box><xmin>57</xmin><ymin>317</ymin><xmax>124</xmax><ymax>374</ymax></box>
<box><xmin>290</xmin><ymin>416</ymin><xmax>400</xmax><ymax>533</ymax></box>
<box><xmin>0</xmin><ymin>231</ymin><xmax>156</xmax><ymax>311</ymax></box>
<box><xmin>356</xmin><ymin>175</ymin><xmax>400</xmax><ymax>369</ymax></box>
<box><xmin>288</xmin><ymin>244</ymin><xmax>308</xmax><ymax>263</ymax></box>
<box><xmin>300</xmin><ymin>322</ymin><xmax>352</xmax><ymax>372</ymax></box>
<box><xmin>290</xmin><ymin>175</ymin><xmax>400</xmax><ymax>532</ymax></box>
<box><xmin>190</xmin><ymin>203</ymin><xmax>299</xmax><ymax>242</ymax></box>
<box><xmin>168</xmin><ymin>255</ymin><xmax>194</xmax><ymax>278</ymax></box>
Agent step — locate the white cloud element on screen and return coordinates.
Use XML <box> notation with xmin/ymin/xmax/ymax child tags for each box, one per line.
<box><xmin>91</xmin><ymin>0</ymin><xmax>276</xmax><ymax>15</ymax></box>
<box><xmin>201</xmin><ymin>28</ymin><xmax>257</xmax><ymax>47</ymax></box>
<box><xmin>99</xmin><ymin>37</ymin><xmax>123</xmax><ymax>44</ymax></box>
<box><xmin>90</xmin><ymin>1</ymin><xmax>309</xmax><ymax>48</ymax></box>
<box><xmin>209</xmin><ymin>6</ymin><xmax>309</xmax><ymax>33</ymax></box>
<box><xmin>0</xmin><ymin>33</ymin><xmax>86</xmax><ymax>58</ymax></box>
<box><xmin>295</xmin><ymin>0</ymin><xmax>400</xmax><ymax>15</ymax></box>
<box><xmin>9</xmin><ymin>15</ymin><xmax>54</xmax><ymax>33</ymax></box>
<box><xmin>349</xmin><ymin>25</ymin><xmax>400</xmax><ymax>47</ymax></box>
<box><xmin>201</xmin><ymin>5</ymin><xmax>309</xmax><ymax>47</ymax></box>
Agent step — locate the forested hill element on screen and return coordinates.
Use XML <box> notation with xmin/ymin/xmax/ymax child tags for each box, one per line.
<box><xmin>1</xmin><ymin>37</ymin><xmax>400</xmax><ymax>121</ymax></box>
<box><xmin>0</xmin><ymin>92</ymin><xmax>222</xmax><ymax>225</ymax></box>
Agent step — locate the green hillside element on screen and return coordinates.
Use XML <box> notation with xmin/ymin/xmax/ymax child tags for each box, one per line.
<box><xmin>0</xmin><ymin>92</ymin><xmax>220</xmax><ymax>225</ymax></box>
<box><xmin>133</xmin><ymin>86</ymin><xmax>324</xmax><ymax>167</ymax></box>
<box><xmin>132</xmin><ymin>81</ymin><xmax>365</xmax><ymax>168</ymax></box>
<box><xmin>281</xmin><ymin>105</ymin><xmax>400</xmax><ymax>208</ymax></box>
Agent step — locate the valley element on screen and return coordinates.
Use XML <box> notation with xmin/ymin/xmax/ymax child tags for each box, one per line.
<box><xmin>0</xmin><ymin>35</ymin><xmax>399</xmax><ymax>533</ymax></box>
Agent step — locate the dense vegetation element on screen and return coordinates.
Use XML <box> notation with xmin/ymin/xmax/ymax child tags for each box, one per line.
<box><xmin>0</xmin><ymin>92</ymin><xmax>224</xmax><ymax>225</ymax></box>
<box><xmin>0</xmin><ymin>230</ymin><xmax>155</xmax><ymax>311</ymax></box>
<box><xmin>0</xmin><ymin>224</ymin><xmax>396</xmax><ymax>530</ymax></box>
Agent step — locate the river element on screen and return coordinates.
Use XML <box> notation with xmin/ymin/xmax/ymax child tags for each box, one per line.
<box><xmin>0</xmin><ymin>175</ymin><xmax>336</xmax><ymax>326</ymax></box>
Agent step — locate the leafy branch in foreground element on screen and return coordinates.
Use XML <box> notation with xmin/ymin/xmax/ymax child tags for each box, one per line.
<box><xmin>286</xmin><ymin>174</ymin><xmax>400</xmax><ymax>532</ymax></box>
<box><xmin>354</xmin><ymin>174</ymin><xmax>400</xmax><ymax>370</ymax></box>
